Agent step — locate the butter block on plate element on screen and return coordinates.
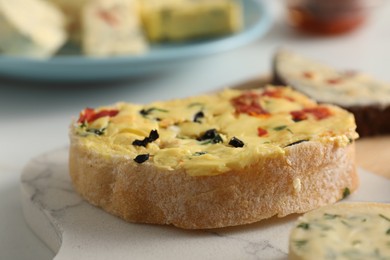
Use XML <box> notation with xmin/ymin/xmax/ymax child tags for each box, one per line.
<box><xmin>82</xmin><ymin>0</ymin><xmax>148</xmax><ymax>57</ymax></box>
<box><xmin>45</xmin><ymin>0</ymin><xmax>90</xmax><ymax>43</ymax></box>
<box><xmin>0</xmin><ymin>0</ymin><xmax>67</xmax><ymax>58</ymax></box>
<box><xmin>140</xmin><ymin>0</ymin><xmax>243</xmax><ymax>42</ymax></box>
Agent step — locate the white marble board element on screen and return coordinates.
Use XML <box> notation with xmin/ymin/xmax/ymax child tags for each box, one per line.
<box><xmin>20</xmin><ymin>147</ymin><xmax>390</xmax><ymax>260</ymax></box>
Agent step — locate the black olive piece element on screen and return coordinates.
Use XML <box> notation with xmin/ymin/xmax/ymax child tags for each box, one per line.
<box><xmin>198</xmin><ymin>129</ymin><xmax>218</xmax><ymax>141</ymax></box>
<box><xmin>193</xmin><ymin>111</ymin><xmax>205</xmax><ymax>123</ymax></box>
<box><xmin>229</xmin><ymin>137</ymin><xmax>244</xmax><ymax>148</ymax></box>
<box><xmin>134</xmin><ymin>154</ymin><xmax>149</xmax><ymax>164</ymax></box>
<box><xmin>132</xmin><ymin>129</ymin><xmax>159</xmax><ymax>147</ymax></box>
<box><xmin>149</xmin><ymin>129</ymin><xmax>159</xmax><ymax>141</ymax></box>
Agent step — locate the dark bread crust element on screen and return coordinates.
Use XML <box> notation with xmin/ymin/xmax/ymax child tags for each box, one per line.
<box><xmin>346</xmin><ymin>105</ymin><xmax>390</xmax><ymax>137</ymax></box>
<box><xmin>272</xmin><ymin>52</ymin><xmax>390</xmax><ymax>137</ymax></box>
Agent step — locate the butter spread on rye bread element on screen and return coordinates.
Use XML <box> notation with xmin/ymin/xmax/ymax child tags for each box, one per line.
<box><xmin>72</xmin><ymin>86</ymin><xmax>357</xmax><ymax>176</ymax></box>
<box><xmin>275</xmin><ymin>50</ymin><xmax>390</xmax><ymax>107</ymax></box>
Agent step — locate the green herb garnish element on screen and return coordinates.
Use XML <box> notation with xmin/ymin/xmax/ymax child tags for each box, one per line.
<box><xmin>273</xmin><ymin>125</ymin><xmax>287</xmax><ymax>131</ymax></box>
<box><xmin>342</xmin><ymin>187</ymin><xmax>351</xmax><ymax>199</ymax></box>
<box><xmin>294</xmin><ymin>240</ymin><xmax>308</xmax><ymax>248</ymax></box>
<box><xmin>86</xmin><ymin>127</ymin><xmax>106</xmax><ymax>136</ymax></box>
<box><xmin>297</xmin><ymin>222</ymin><xmax>310</xmax><ymax>230</ymax></box>
<box><xmin>379</xmin><ymin>214</ymin><xmax>390</xmax><ymax>222</ymax></box>
<box><xmin>324</xmin><ymin>213</ymin><xmax>340</xmax><ymax>219</ymax></box>
<box><xmin>285</xmin><ymin>140</ymin><xmax>308</xmax><ymax>147</ymax></box>
<box><xmin>386</xmin><ymin>228</ymin><xmax>390</xmax><ymax>235</ymax></box>
<box><xmin>139</xmin><ymin>107</ymin><xmax>168</xmax><ymax>117</ymax></box>
<box><xmin>188</xmin><ymin>102</ymin><xmax>204</xmax><ymax>108</ymax></box>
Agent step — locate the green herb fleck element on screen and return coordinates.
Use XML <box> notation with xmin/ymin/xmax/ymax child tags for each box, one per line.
<box><xmin>341</xmin><ymin>220</ymin><xmax>352</xmax><ymax>228</ymax></box>
<box><xmin>352</xmin><ymin>240</ymin><xmax>361</xmax><ymax>246</ymax></box>
<box><xmin>294</xmin><ymin>240</ymin><xmax>308</xmax><ymax>248</ymax></box>
<box><xmin>188</xmin><ymin>102</ymin><xmax>205</xmax><ymax>109</ymax></box>
<box><xmin>324</xmin><ymin>213</ymin><xmax>340</xmax><ymax>219</ymax></box>
<box><xmin>285</xmin><ymin>140</ymin><xmax>308</xmax><ymax>147</ymax></box>
<box><xmin>86</xmin><ymin>127</ymin><xmax>106</xmax><ymax>136</ymax></box>
<box><xmin>379</xmin><ymin>214</ymin><xmax>390</xmax><ymax>222</ymax></box>
<box><xmin>140</xmin><ymin>107</ymin><xmax>168</xmax><ymax>117</ymax></box>
<box><xmin>342</xmin><ymin>187</ymin><xmax>351</xmax><ymax>199</ymax></box>
<box><xmin>386</xmin><ymin>228</ymin><xmax>390</xmax><ymax>235</ymax></box>
<box><xmin>273</xmin><ymin>125</ymin><xmax>287</xmax><ymax>131</ymax></box>
<box><xmin>297</xmin><ymin>222</ymin><xmax>310</xmax><ymax>230</ymax></box>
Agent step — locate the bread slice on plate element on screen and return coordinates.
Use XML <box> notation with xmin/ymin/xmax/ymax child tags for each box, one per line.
<box><xmin>273</xmin><ymin>50</ymin><xmax>390</xmax><ymax>137</ymax></box>
<box><xmin>69</xmin><ymin>86</ymin><xmax>358</xmax><ymax>229</ymax></box>
<box><xmin>289</xmin><ymin>202</ymin><xmax>390</xmax><ymax>260</ymax></box>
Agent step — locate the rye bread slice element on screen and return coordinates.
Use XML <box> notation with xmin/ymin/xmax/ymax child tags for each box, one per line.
<box><xmin>272</xmin><ymin>50</ymin><xmax>390</xmax><ymax>137</ymax></box>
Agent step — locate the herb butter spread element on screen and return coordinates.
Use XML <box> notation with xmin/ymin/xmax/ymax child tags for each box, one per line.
<box><xmin>289</xmin><ymin>202</ymin><xmax>390</xmax><ymax>260</ymax></box>
<box><xmin>139</xmin><ymin>0</ymin><xmax>242</xmax><ymax>42</ymax></box>
<box><xmin>72</xmin><ymin>86</ymin><xmax>357</xmax><ymax>176</ymax></box>
<box><xmin>275</xmin><ymin>50</ymin><xmax>390</xmax><ymax>107</ymax></box>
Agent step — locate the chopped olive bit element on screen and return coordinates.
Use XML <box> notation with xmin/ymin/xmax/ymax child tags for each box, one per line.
<box><xmin>132</xmin><ymin>129</ymin><xmax>160</xmax><ymax>147</ymax></box>
<box><xmin>197</xmin><ymin>129</ymin><xmax>223</xmax><ymax>144</ymax></box>
<box><xmin>193</xmin><ymin>111</ymin><xmax>204</xmax><ymax>123</ymax></box>
<box><xmin>229</xmin><ymin>137</ymin><xmax>244</xmax><ymax>148</ymax></box>
<box><xmin>193</xmin><ymin>151</ymin><xmax>207</xmax><ymax>156</ymax></box>
<box><xmin>134</xmin><ymin>154</ymin><xmax>149</xmax><ymax>164</ymax></box>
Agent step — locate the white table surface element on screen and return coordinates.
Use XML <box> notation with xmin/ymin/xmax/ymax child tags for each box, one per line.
<box><xmin>1</xmin><ymin>1</ymin><xmax>389</xmax><ymax>259</ymax></box>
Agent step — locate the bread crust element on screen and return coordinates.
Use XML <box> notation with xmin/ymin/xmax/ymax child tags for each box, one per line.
<box><xmin>69</xmin><ymin>132</ymin><xmax>358</xmax><ymax>229</ymax></box>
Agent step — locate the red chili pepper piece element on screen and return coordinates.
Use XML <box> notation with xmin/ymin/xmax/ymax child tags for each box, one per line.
<box><xmin>98</xmin><ymin>10</ymin><xmax>119</xmax><ymax>26</ymax></box>
<box><xmin>303</xmin><ymin>71</ymin><xmax>313</xmax><ymax>79</ymax></box>
<box><xmin>291</xmin><ymin>106</ymin><xmax>332</xmax><ymax>121</ymax></box>
<box><xmin>78</xmin><ymin>108</ymin><xmax>119</xmax><ymax>124</ymax></box>
<box><xmin>304</xmin><ymin>107</ymin><xmax>332</xmax><ymax>120</ymax></box>
<box><xmin>231</xmin><ymin>92</ymin><xmax>269</xmax><ymax>116</ymax></box>
<box><xmin>261</xmin><ymin>89</ymin><xmax>295</xmax><ymax>102</ymax></box>
<box><xmin>290</xmin><ymin>110</ymin><xmax>308</xmax><ymax>122</ymax></box>
<box><xmin>326</xmin><ymin>78</ymin><xmax>342</xmax><ymax>84</ymax></box>
<box><xmin>257</xmin><ymin>127</ymin><xmax>268</xmax><ymax>137</ymax></box>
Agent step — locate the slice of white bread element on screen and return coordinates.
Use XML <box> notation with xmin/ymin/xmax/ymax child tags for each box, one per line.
<box><xmin>273</xmin><ymin>49</ymin><xmax>390</xmax><ymax>137</ymax></box>
<box><xmin>289</xmin><ymin>202</ymin><xmax>390</xmax><ymax>260</ymax></box>
<box><xmin>69</xmin><ymin>86</ymin><xmax>359</xmax><ymax>229</ymax></box>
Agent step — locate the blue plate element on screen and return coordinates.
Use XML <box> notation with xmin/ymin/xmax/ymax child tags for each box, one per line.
<box><xmin>0</xmin><ymin>0</ymin><xmax>272</xmax><ymax>81</ymax></box>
